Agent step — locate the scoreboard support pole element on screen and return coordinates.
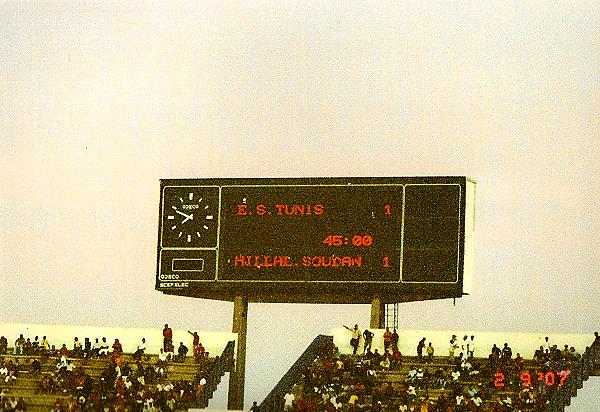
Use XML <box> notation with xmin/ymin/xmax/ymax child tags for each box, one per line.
<box><xmin>370</xmin><ymin>297</ymin><xmax>385</xmax><ymax>329</ymax></box>
<box><xmin>228</xmin><ymin>295</ymin><xmax>248</xmax><ymax>410</ymax></box>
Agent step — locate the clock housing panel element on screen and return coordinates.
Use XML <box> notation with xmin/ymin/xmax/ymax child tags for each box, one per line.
<box><xmin>161</xmin><ymin>186</ymin><xmax>219</xmax><ymax>248</ymax></box>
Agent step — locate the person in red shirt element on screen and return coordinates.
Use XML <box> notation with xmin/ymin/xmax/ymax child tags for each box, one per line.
<box><xmin>304</xmin><ymin>396</ymin><xmax>317</xmax><ymax>412</ymax></box>
<box><xmin>392</xmin><ymin>349</ymin><xmax>403</xmax><ymax>367</ymax></box>
<box><xmin>163</xmin><ymin>324</ymin><xmax>173</xmax><ymax>351</ymax></box>
<box><xmin>196</xmin><ymin>342</ymin><xmax>206</xmax><ymax>358</ymax></box>
<box><xmin>188</xmin><ymin>330</ymin><xmax>200</xmax><ymax>355</ymax></box>
<box><xmin>0</xmin><ymin>336</ymin><xmax>8</xmax><ymax>355</ymax></box>
<box><xmin>417</xmin><ymin>338</ymin><xmax>426</xmax><ymax>361</ymax></box>
<box><xmin>112</xmin><ymin>339</ymin><xmax>123</xmax><ymax>354</ymax></box>
<box><xmin>111</xmin><ymin>338</ymin><xmax>123</xmax><ymax>366</ymax></box>
<box><xmin>514</xmin><ymin>353</ymin><xmax>524</xmax><ymax>369</ymax></box>
<box><xmin>383</xmin><ymin>327</ymin><xmax>393</xmax><ymax>351</ymax></box>
<box><xmin>191</xmin><ymin>342</ymin><xmax>205</xmax><ymax>363</ymax></box>
<box><xmin>59</xmin><ymin>344</ymin><xmax>70</xmax><ymax>357</ymax></box>
<box><xmin>54</xmin><ymin>398</ymin><xmax>64</xmax><ymax>411</ymax></box>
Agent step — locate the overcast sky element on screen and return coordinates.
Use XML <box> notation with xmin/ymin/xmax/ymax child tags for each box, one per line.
<box><xmin>1</xmin><ymin>1</ymin><xmax>599</xmax><ymax>408</ymax></box>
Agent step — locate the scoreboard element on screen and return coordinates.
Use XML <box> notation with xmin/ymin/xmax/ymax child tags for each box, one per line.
<box><xmin>156</xmin><ymin>177</ymin><xmax>476</xmax><ymax>303</ymax></box>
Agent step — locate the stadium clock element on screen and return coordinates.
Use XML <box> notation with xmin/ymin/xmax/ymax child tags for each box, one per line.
<box><xmin>160</xmin><ymin>186</ymin><xmax>219</xmax><ymax>248</ymax></box>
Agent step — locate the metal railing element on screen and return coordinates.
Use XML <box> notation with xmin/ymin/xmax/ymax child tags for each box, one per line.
<box><xmin>259</xmin><ymin>335</ymin><xmax>333</xmax><ymax>412</ymax></box>
<box><xmin>545</xmin><ymin>336</ymin><xmax>600</xmax><ymax>411</ymax></box>
<box><xmin>195</xmin><ymin>340</ymin><xmax>236</xmax><ymax>409</ymax></box>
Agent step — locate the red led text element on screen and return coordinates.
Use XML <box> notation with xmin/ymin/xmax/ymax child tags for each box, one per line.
<box><xmin>236</xmin><ymin>203</ymin><xmax>324</xmax><ymax>216</ymax></box>
<box><xmin>232</xmin><ymin>254</ymin><xmax>362</xmax><ymax>268</ymax></box>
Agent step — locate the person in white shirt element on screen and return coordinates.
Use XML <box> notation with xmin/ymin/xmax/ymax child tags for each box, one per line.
<box><xmin>415</xmin><ymin>368</ymin><xmax>424</xmax><ymax>381</ymax></box>
<box><xmin>56</xmin><ymin>356</ymin><xmax>68</xmax><ymax>371</ymax></box>
<box><xmin>543</xmin><ymin>336</ymin><xmax>551</xmax><ymax>353</ymax></box>
<box><xmin>91</xmin><ymin>338</ymin><xmax>101</xmax><ymax>357</ymax></box>
<box><xmin>451</xmin><ymin>369</ymin><xmax>460</xmax><ymax>382</ymax></box>
<box><xmin>467</xmin><ymin>335</ymin><xmax>475</xmax><ymax>358</ymax></box>
<box><xmin>456</xmin><ymin>394</ymin><xmax>464</xmax><ymax>406</ymax></box>
<box><xmin>98</xmin><ymin>337</ymin><xmax>109</xmax><ymax>356</ymax></box>
<box><xmin>343</xmin><ymin>324</ymin><xmax>361</xmax><ymax>355</ymax></box>
<box><xmin>143</xmin><ymin>396</ymin><xmax>155</xmax><ymax>412</ymax></box>
<box><xmin>133</xmin><ymin>338</ymin><xmax>146</xmax><ymax>360</ymax></box>
<box><xmin>158</xmin><ymin>348</ymin><xmax>169</xmax><ymax>363</ymax></box>
<box><xmin>283</xmin><ymin>390</ymin><xmax>295</xmax><ymax>411</ymax></box>
<box><xmin>65</xmin><ymin>361</ymin><xmax>74</xmax><ymax>372</ymax></box>
<box><xmin>461</xmin><ymin>335</ymin><xmax>468</xmax><ymax>355</ymax></box>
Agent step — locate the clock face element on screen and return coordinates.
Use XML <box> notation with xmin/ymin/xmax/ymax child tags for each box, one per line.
<box><xmin>161</xmin><ymin>186</ymin><xmax>219</xmax><ymax>248</ymax></box>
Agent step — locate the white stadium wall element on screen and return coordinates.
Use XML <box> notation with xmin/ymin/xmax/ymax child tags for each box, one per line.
<box><xmin>0</xmin><ymin>322</ymin><xmax>236</xmax><ymax>357</ymax></box>
<box><xmin>332</xmin><ymin>327</ymin><xmax>595</xmax><ymax>360</ymax></box>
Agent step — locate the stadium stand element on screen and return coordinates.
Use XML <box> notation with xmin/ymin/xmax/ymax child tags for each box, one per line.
<box><xmin>0</xmin><ymin>323</ymin><xmax>236</xmax><ymax>411</ymax></box>
<box><xmin>261</xmin><ymin>335</ymin><xmax>335</xmax><ymax>411</ymax></box>
<box><xmin>262</xmin><ymin>329</ymin><xmax>599</xmax><ymax>411</ymax></box>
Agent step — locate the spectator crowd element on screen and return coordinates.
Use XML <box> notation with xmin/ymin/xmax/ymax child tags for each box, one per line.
<box><xmin>277</xmin><ymin>328</ymin><xmax>600</xmax><ymax>411</ymax></box>
<box><xmin>0</xmin><ymin>325</ymin><xmax>213</xmax><ymax>412</ymax></box>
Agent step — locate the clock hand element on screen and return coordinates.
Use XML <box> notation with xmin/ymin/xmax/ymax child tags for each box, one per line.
<box><xmin>174</xmin><ymin>209</ymin><xmax>192</xmax><ymax>219</ymax></box>
<box><xmin>181</xmin><ymin>214</ymin><xmax>194</xmax><ymax>224</ymax></box>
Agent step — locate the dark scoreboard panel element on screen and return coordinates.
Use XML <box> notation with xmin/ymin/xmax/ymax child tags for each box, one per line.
<box><xmin>156</xmin><ymin>177</ymin><xmax>473</xmax><ymax>303</ymax></box>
